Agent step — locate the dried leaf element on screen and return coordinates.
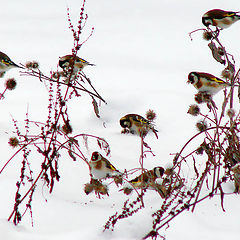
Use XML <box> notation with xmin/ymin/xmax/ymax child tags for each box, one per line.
<box><xmin>192</xmin><ymin>156</ymin><xmax>199</xmax><ymax>179</ymax></box>
<box><xmin>68</xmin><ymin>149</ymin><xmax>76</xmax><ymax>161</ymax></box>
<box><xmin>218</xmin><ymin>183</ymin><xmax>226</xmax><ymax>212</ymax></box>
<box><xmin>208</xmin><ymin>42</ymin><xmax>225</xmax><ymax>65</ymax></box>
<box><xmin>69</xmin><ymin>137</ymin><xmax>79</xmax><ymax>146</ymax></box>
<box><xmin>92</xmin><ymin>97</ymin><xmax>100</xmax><ymax>118</ymax></box>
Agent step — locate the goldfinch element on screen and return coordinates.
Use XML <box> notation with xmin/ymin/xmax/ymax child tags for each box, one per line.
<box><xmin>89</xmin><ymin>152</ymin><xmax>122</xmax><ymax>180</ymax></box>
<box><xmin>202</xmin><ymin>9</ymin><xmax>240</xmax><ymax>29</ymax></box>
<box><xmin>0</xmin><ymin>51</ymin><xmax>22</xmax><ymax>77</ymax></box>
<box><xmin>59</xmin><ymin>54</ymin><xmax>95</xmax><ymax>73</ymax></box>
<box><xmin>188</xmin><ymin>72</ymin><xmax>230</xmax><ymax>95</ymax></box>
<box><xmin>120</xmin><ymin>114</ymin><xmax>158</xmax><ymax>138</ymax></box>
<box><xmin>122</xmin><ymin>167</ymin><xmax>165</xmax><ymax>195</ymax></box>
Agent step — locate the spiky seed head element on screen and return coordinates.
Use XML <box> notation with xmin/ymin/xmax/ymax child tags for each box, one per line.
<box><xmin>196</xmin><ymin>146</ymin><xmax>204</xmax><ymax>155</ymax></box>
<box><xmin>164</xmin><ymin>168</ymin><xmax>174</xmax><ymax>176</ymax></box>
<box><xmin>52</xmin><ymin>71</ymin><xmax>61</xmax><ymax>79</ymax></box>
<box><xmin>194</xmin><ymin>92</ymin><xmax>212</xmax><ymax>104</ymax></box>
<box><xmin>227</xmin><ymin>108</ymin><xmax>236</xmax><ymax>118</ymax></box>
<box><xmin>202</xmin><ymin>92</ymin><xmax>212</xmax><ymax>102</ymax></box>
<box><xmin>146</xmin><ymin>109</ymin><xmax>157</xmax><ymax>121</ymax></box>
<box><xmin>95</xmin><ymin>183</ymin><xmax>108</xmax><ymax>195</ymax></box>
<box><xmin>25</xmin><ymin>61</ymin><xmax>39</xmax><ymax>69</ymax></box>
<box><xmin>123</xmin><ymin>187</ymin><xmax>133</xmax><ymax>195</ymax></box>
<box><xmin>187</xmin><ymin>104</ymin><xmax>200</xmax><ymax>116</ymax></box>
<box><xmin>221</xmin><ymin>68</ymin><xmax>233</xmax><ymax>79</ymax></box>
<box><xmin>202</xmin><ymin>31</ymin><xmax>213</xmax><ymax>41</ymax></box>
<box><xmin>62</xmin><ymin>123</ymin><xmax>72</xmax><ymax>135</ymax></box>
<box><xmin>194</xmin><ymin>92</ymin><xmax>204</xmax><ymax>104</ymax></box>
<box><xmin>84</xmin><ymin>183</ymin><xmax>94</xmax><ymax>195</ymax></box>
<box><xmin>5</xmin><ymin>78</ymin><xmax>17</xmax><ymax>90</ymax></box>
<box><xmin>113</xmin><ymin>176</ymin><xmax>123</xmax><ymax>186</ymax></box>
<box><xmin>8</xmin><ymin>137</ymin><xmax>19</xmax><ymax>148</ymax></box>
<box><xmin>196</xmin><ymin>120</ymin><xmax>208</xmax><ymax>132</ymax></box>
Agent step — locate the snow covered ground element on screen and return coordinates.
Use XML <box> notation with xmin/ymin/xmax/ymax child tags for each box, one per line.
<box><xmin>1</xmin><ymin>0</ymin><xmax>240</xmax><ymax>239</ymax></box>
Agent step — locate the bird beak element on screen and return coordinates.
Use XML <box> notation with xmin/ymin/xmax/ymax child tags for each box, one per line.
<box><xmin>11</xmin><ymin>61</ymin><xmax>24</xmax><ymax>69</ymax></box>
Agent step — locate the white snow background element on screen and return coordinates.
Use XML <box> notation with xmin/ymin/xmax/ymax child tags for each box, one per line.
<box><xmin>0</xmin><ymin>0</ymin><xmax>240</xmax><ymax>239</ymax></box>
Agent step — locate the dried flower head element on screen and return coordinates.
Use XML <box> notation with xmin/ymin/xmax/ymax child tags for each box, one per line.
<box><xmin>5</xmin><ymin>78</ymin><xmax>17</xmax><ymax>90</ymax></box>
<box><xmin>52</xmin><ymin>71</ymin><xmax>61</xmax><ymax>79</ymax></box>
<box><xmin>202</xmin><ymin>31</ymin><xmax>213</xmax><ymax>41</ymax></box>
<box><xmin>196</xmin><ymin>146</ymin><xmax>204</xmax><ymax>155</ymax></box>
<box><xmin>196</xmin><ymin>120</ymin><xmax>208</xmax><ymax>132</ymax></box>
<box><xmin>62</xmin><ymin>123</ymin><xmax>73</xmax><ymax>135</ymax></box>
<box><xmin>194</xmin><ymin>92</ymin><xmax>203</xmax><ymax>104</ymax></box>
<box><xmin>227</xmin><ymin>108</ymin><xmax>236</xmax><ymax>118</ymax></box>
<box><xmin>146</xmin><ymin>109</ymin><xmax>156</xmax><ymax>121</ymax></box>
<box><xmin>84</xmin><ymin>183</ymin><xmax>94</xmax><ymax>195</ymax></box>
<box><xmin>187</xmin><ymin>104</ymin><xmax>200</xmax><ymax>116</ymax></box>
<box><xmin>95</xmin><ymin>183</ymin><xmax>109</xmax><ymax>195</ymax></box>
<box><xmin>221</xmin><ymin>68</ymin><xmax>233</xmax><ymax>80</ymax></box>
<box><xmin>25</xmin><ymin>61</ymin><xmax>39</xmax><ymax>69</ymax></box>
<box><xmin>123</xmin><ymin>187</ymin><xmax>133</xmax><ymax>195</ymax></box>
<box><xmin>164</xmin><ymin>168</ymin><xmax>174</xmax><ymax>176</ymax></box>
<box><xmin>194</xmin><ymin>92</ymin><xmax>212</xmax><ymax>104</ymax></box>
<box><xmin>202</xmin><ymin>92</ymin><xmax>212</xmax><ymax>102</ymax></box>
<box><xmin>113</xmin><ymin>176</ymin><xmax>123</xmax><ymax>186</ymax></box>
<box><xmin>8</xmin><ymin>137</ymin><xmax>19</xmax><ymax>148</ymax></box>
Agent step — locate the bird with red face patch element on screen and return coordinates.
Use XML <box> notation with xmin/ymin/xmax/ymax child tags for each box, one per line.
<box><xmin>202</xmin><ymin>9</ymin><xmax>240</xmax><ymax>30</ymax></box>
<box><xmin>122</xmin><ymin>167</ymin><xmax>165</xmax><ymax>195</ymax></box>
<box><xmin>59</xmin><ymin>55</ymin><xmax>95</xmax><ymax>73</ymax></box>
<box><xmin>0</xmin><ymin>51</ymin><xmax>22</xmax><ymax>77</ymax></box>
<box><xmin>89</xmin><ymin>152</ymin><xmax>122</xmax><ymax>181</ymax></box>
<box><xmin>120</xmin><ymin>114</ymin><xmax>158</xmax><ymax>138</ymax></box>
<box><xmin>187</xmin><ymin>72</ymin><xmax>230</xmax><ymax>95</ymax></box>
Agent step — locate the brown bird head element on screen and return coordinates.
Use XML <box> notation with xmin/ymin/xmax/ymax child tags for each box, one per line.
<box><xmin>153</xmin><ymin>167</ymin><xmax>165</xmax><ymax>178</ymax></box>
<box><xmin>91</xmin><ymin>151</ymin><xmax>101</xmax><ymax>161</ymax></box>
<box><xmin>188</xmin><ymin>72</ymin><xmax>198</xmax><ymax>84</ymax></box>
<box><xmin>120</xmin><ymin>115</ymin><xmax>132</xmax><ymax>128</ymax></box>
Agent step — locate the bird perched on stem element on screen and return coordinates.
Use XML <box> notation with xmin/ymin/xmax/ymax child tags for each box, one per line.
<box><xmin>89</xmin><ymin>152</ymin><xmax>123</xmax><ymax>185</ymax></box>
<box><xmin>202</xmin><ymin>9</ymin><xmax>240</xmax><ymax>30</ymax></box>
<box><xmin>120</xmin><ymin>114</ymin><xmax>158</xmax><ymax>138</ymax></box>
<box><xmin>122</xmin><ymin>167</ymin><xmax>165</xmax><ymax>195</ymax></box>
<box><xmin>0</xmin><ymin>51</ymin><xmax>22</xmax><ymax>77</ymax></box>
<box><xmin>188</xmin><ymin>72</ymin><xmax>230</xmax><ymax>95</ymax></box>
<box><xmin>59</xmin><ymin>54</ymin><xmax>95</xmax><ymax>73</ymax></box>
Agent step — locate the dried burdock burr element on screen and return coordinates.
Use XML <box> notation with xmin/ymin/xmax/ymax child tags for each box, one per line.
<box><xmin>5</xmin><ymin>78</ymin><xmax>17</xmax><ymax>90</ymax></box>
<box><xmin>25</xmin><ymin>61</ymin><xmax>39</xmax><ymax>69</ymax></box>
<box><xmin>221</xmin><ymin>68</ymin><xmax>233</xmax><ymax>80</ymax></box>
<box><xmin>202</xmin><ymin>30</ymin><xmax>213</xmax><ymax>41</ymax></box>
<box><xmin>227</xmin><ymin>108</ymin><xmax>236</xmax><ymax>118</ymax></box>
<box><xmin>62</xmin><ymin>123</ymin><xmax>73</xmax><ymax>135</ymax></box>
<box><xmin>8</xmin><ymin>137</ymin><xmax>19</xmax><ymax>148</ymax></box>
<box><xmin>196</xmin><ymin>120</ymin><xmax>208</xmax><ymax>132</ymax></box>
<box><xmin>146</xmin><ymin>109</ymin><xmax>157</xmax><ymax>121</ymax></box>
<box><xmin>84</xmin><ymin>183</ymin><xmax>94</xmax><ymax>195</ymax></box>
<box><xmin>187</xmin><ymin>104</ymin><xmax>200</xmax><ymax>116</ymax></box>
